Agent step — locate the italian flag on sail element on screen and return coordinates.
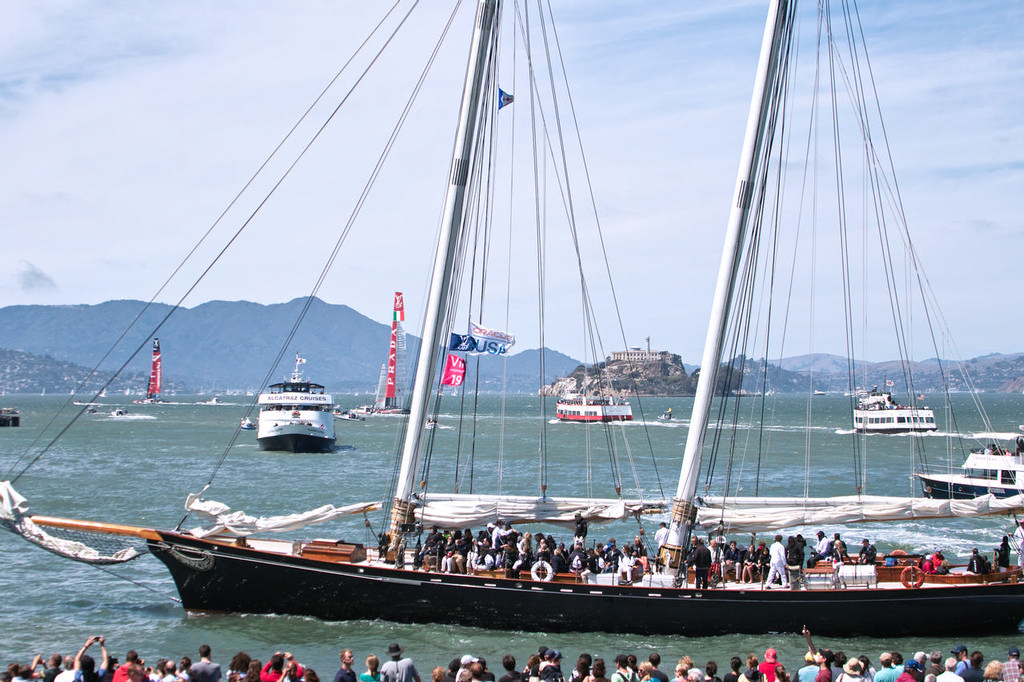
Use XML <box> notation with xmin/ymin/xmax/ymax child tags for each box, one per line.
<box><xmin>393</xmin><ymin>292</ymin><xmax>405</xmax><ymax>321</ymax></box>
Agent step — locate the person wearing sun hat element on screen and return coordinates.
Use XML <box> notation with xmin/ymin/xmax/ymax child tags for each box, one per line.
<box><xmin>841</xmin><ymin>660</ymin><xmax>865</xmax><ymax>682</ymax></box>
<box><xmin>381</xmin><ymin>645</ymin><xmax>420</xmax><ymax>682</ymax></box>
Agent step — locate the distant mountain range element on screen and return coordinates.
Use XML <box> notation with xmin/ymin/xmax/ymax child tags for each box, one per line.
<box><xmin>0</xmin><ymin>298</ymin><xmax>581</xmax><ymax>395</ymax></box>
<box><xmin>777</xmin><ymin>352</ymin><xmax>1024</xmax><ymax>394</ymax></box>
<box><xmin>1</xmin><ymin>299</ymin><xmax>1023</xmax><ymax>395</ymax></box>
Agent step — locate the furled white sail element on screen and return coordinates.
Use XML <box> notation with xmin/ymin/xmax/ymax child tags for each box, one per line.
<box><xmin>1</xmin><ymin>481</ymin><xmax>142</xmax><ymax>564</ymax></box>
<box><xmin>695</xmin><ymin>494</ymin><xmax>1024</xmax><ymax>533</ymax></box>
<box><xmin>411</xmin><ymin>492</ymin><xmax>668</xmax><ymax>529</ymax></box>
<box><xmin>185</xmin><ymin>494</ymin><xmax>381</xmax><ymax>538</ymax></box>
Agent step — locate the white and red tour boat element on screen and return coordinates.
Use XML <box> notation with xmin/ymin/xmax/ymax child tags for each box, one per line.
<box><xmin>556</xmin><ymin>393</ymin><xmax>633</xmax><ymax>423</ymax></box>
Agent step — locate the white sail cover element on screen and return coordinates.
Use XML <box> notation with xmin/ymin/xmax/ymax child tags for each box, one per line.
<box><xmin>694</xmin><ymin>494</ymin><xmax>1024</xmax><ymax>533</ymax></box>
<box><xmin>185</xmin><ymin>494</ymin><xmax>381</xmax><ymax>538</ymax></box>
<box><xmin>0</xmin><ymin>480</ymin><xmax>28</xmax><ymax>519</ymax></box>
<box><xmin>1</xmin><ymin>481</ymin><xmax>141</xmax><ymax>564</ymax></box>
<box><xmin>411</xmin><ymin>492</ymin><xmax>668</xmax><ymax>529</ymax></box>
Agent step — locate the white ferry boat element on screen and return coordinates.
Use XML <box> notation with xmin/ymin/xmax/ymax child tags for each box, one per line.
<box><xmin>918</xmin><ymin>439</ymin><xmax>1024</xmax><ymax>499</ymax></box>
<box><xmin>852</xmin><ymin>387</ymin><xmax>936</xmax><ymax>434</ymax></box>
<box><xmin>257</xmin><ymin>355</ymin><xmax>335</xmax><ymax>453</ymax></box>
<box><xmin>555</xmin><ymin>393</ymin><xmax>632</xmax><ymax>423</ymax></box>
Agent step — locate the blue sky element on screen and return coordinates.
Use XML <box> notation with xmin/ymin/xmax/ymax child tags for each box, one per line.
<box><xmin>0</xmin><ymin>1</ymin><xmax>1021</xmax><ymax>364</ymax></box>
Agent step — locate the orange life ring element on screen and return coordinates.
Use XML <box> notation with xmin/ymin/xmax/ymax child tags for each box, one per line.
<box><xmin>900</xmin><ymin>565</ymin><xmax>925</xmax><ymax>589</ymax></box>
<box><xmin>291</xmin><ymin>410</ymin><xmax>301</xmax><ymax>417</ymax></box>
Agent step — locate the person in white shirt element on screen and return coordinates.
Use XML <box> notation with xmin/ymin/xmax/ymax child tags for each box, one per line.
<box><xmin>764</xmin><ymin>534</ymin><xmax>789</xmax><ymax>588</ymax></box>
<box><xmin>161</xmin><ymin>662</ymin><xmax>179</xmax><ymax>682</ymax></box>
<box><xmin>936</xmin><ymin>658</ymin><xmax>964</xmax><ymax>682</ymax></box>
<box><xmin>618</xmin><ymin>546</ymin><xmax>637</xmax><ymax>585</ymax></box>
<box><xmin>654</xmin><ymin>523</ymin><xmax>669</xmax><ymax>552</ymax></box>
<box><xmin>809</xmin><ymin>531</ymin><xmax>831</xmax><ymax>566</ymax></box>
<box><xmin>1012</xmin><ymin>521</ymin><xmax>1024</xmax><ymax>569</ymax></box>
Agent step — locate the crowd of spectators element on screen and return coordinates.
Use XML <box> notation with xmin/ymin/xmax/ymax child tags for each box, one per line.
<box><xmin>5</xmin><ymin>632</ymin><xmax>1023</xmax><ymax>682</ymax></box>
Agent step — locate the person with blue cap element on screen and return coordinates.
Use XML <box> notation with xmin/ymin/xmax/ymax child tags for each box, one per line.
<box><xmin>952</xmin><ymin>648</ymin><xmax>969</xmax><ymax>677</ymax></box>
<box><xmin>539</xmin><ymin>651</ymin><xmax>563</xmax><ymax>682</ymax></box>
<box><xmin>897</xmin><ymin>659</ymin><xmax>924</xmax><ymax>682</ymax></box>
<box><xmin>1003</xmin><ymin>649</ymin><xmax>1020</xmax><ymax>682</ymax></box>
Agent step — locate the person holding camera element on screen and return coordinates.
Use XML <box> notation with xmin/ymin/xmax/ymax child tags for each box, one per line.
<box><xmin>73</xmin><ymin>636</ymin><xmax>109</xmax><ymax>682</ymax></box>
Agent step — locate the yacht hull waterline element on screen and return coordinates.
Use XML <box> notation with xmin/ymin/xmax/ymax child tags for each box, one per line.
<box><xmin>255</xmin><ymin>430</ymin><xmax>335</xmax><ymax>453</ymax></box>
<box><xmin>147</xmin><ymin>530</ymin><xmax>1024</xmax><ymax>637</ymax></box>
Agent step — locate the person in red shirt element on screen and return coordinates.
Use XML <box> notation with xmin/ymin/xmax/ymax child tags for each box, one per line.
<box><xmin>262</xmin><ymin>655</ymin><xmax>303</xmax><ymax>682</ymax></box>
<box><xmin>113</xmin><ymin>652</ymin><xmax>145</xmax><ymax>682</ymax></box>
<box><xmin>760</xmin><ymin>652</ymin><xmax>780</xmax><ymax>682</ymax></box>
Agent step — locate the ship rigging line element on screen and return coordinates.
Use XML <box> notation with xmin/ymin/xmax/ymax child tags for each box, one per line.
<box><xmin>4</xmin><ymin>2</ymin><xmax>411</xmax><ymax>484</ymax></box>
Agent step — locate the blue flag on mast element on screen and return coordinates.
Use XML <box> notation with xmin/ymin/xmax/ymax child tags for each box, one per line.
<box><xmin>498</xmin><ymin>88</ymin><xmax>514</xmax><ymax>109</ymax></box>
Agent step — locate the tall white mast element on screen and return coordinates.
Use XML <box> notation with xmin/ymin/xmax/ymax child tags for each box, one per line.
<box><xmin>390</xmin><ymin>0</ymin><xmax>500</xmax><ymax>538</ymax></box>
<box><xmin>663</xmin><ymin>0</ymin><xmax>792</xmax><ymax>565</ymax></box>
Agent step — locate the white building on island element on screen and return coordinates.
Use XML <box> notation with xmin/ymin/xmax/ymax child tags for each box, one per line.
<box><xmin>608</xmin><ymin>337</ymin><xmax>667</xmax><ymax>364</ymax></box>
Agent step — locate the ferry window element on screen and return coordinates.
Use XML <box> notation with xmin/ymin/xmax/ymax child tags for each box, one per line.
<box><xmin>927</xmin><ymin>417</ymin><xmax>934</xmax><ymax>423</ymax></box>
<box><xmin>897</xmin><ymin>417</ymin><xmax>906</xmax><ymax>423</ymax></box>
<box><xmin>967</xmin><ymin>469</ymin><xmax>997</xmax><ymax>480</ymax></box>
<box><xmin>1002</xmin><ymin>471</ymin><xmax>1016</xmax><ymax>485</ymax></box>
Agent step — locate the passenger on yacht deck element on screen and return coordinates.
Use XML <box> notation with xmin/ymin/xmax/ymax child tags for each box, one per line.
<box><xmin>491</xmin><ymin>520</ymin><xmax>511</xmax><ymax>551</ymax></box>
<box><xmin>995</xmin><ymin>536</ymin><xmax>1011</xmax><ymax>572</ymax></box>
<box><xmin>567</xmin><ymin>543</ymin><xmax>586</xmax><ymax>574</ymax></box>
<box><xmin>654</xmin><ymin>522</ymin><xmax>669</xmax><ymax>555</ymax></box>
<box><xmin>857</xmin><ymin>539</ymin><xmax>877</xmax><ymax>565</ymax></box>
<box><xmin>764</xmin><ymin>535</ymin><xmax>788</xmax><ymax>589</ymax></box>
<box><xmin>966</xmin><ymin>548</ymin><xmax>991</xmax><ymax>574</ymax></box>
<box><xmin>618</xmin><ymin>546</ymin><xmax>637</xmax><ymax>585</ymax></box>
<box><xmin>808</xmin><ymin>531</ymin><xmax>831</xmax><ymax>568</ymax></box>
<box><xmin>601</xmin><ymin>539</ymin><xmax>621</xmax><ymax>574</ymax></box>
<box><xmin>691</xmin><ymin>539</ymin><xmax>712</xmax><ymax>590</ymax></box>
<box><xmin>723</xmin><ymin>540</ymin><xmax>742</xmax><ymax>582</ymax></box>
<box><xmin>930</xmin><ymin>551</ymin><xmax>950</xmax><ymax>575</ymax></box>
<box><xmin>742</xmin><ymin>541</ymin><xmax>769</xmax><ymax>583</ymax></box>
<box><xmin>573</xmin><ymin>513</ymin><xmax>588</xmax><ymax>544</ymax></box>
<box><xmin>830</xmin><ymin>534</ymin><xmax>849</xmax><ymax>564</ymax></box>
<box><xmin>1013</xmin><ymin>521</ymin><xmax>1024</xmax><ymax>569</ymax></box>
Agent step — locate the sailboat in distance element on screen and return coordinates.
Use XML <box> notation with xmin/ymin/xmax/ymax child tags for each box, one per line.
<box><xmin>350</xmin><ymin>293</ymin><xmax>410</xmax><ymax>416</ymax></box>
<box><xmin>3</xmin><ymin>0</ymin><xmax>1024</xmax><ymax>637</ymax></box>
<box><xmin>133</xmin><ymin>338</ymin><xmax>165</xmax><ymax>404</ymax></box>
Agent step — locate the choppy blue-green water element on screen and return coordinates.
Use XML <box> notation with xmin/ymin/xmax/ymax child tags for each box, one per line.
<box><xmin>2</xmin><ymin>393</ymin><xmax>1023</xmax><ymax>671</ymax></box>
